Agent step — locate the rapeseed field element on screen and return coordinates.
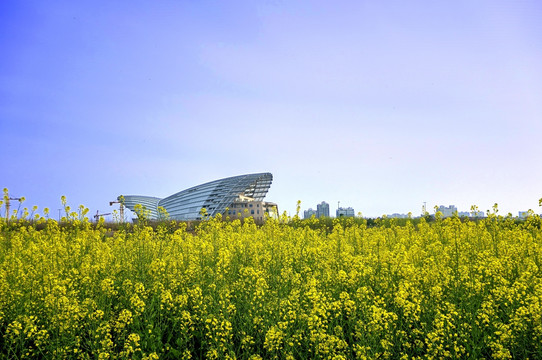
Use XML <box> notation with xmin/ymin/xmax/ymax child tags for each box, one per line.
<box><xmin>1</xmin><ymin>194</ymin><xmax>541</xmax><ymax>359</ymax></box>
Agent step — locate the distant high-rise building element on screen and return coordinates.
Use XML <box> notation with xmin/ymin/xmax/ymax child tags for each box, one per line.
<box><xmin>316</xmin><ymin>201</ymin><xmax>330</xmax><ymax>218</ymax></box>
<box><xmin>437</xmin><ymin>205</ymin><xmax>457</xmax><ymax>218</ymax></box>
<box><xmin>388</xmin><ymin>213</ymin><xmax>408</xmax><ymax>219</ymax></box>
<box><xmin>336</xmin><ymin>207</ymin><xmax>355</xmax><ymax>217</ymax></box>
<box><xmin>471</xmin><ymin>210</ymin><xmax>485</xmax><ymax>218</ymax></box>
<box><xmin>304</xmin><ymin>208</ymin><xmax>317</xmax><ymax>219</ymax></box>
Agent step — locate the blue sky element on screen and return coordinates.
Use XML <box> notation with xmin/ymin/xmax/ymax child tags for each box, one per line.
<box><xmin>1</xmin><ymin>0</ymin><xmax>541</xmax><ymax>219</ymax></box>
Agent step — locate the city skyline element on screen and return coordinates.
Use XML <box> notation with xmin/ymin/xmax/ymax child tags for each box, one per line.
<box><xmin>302</xmin><ymin>201</ymin><xmax>536</xmax><ymax>219</ymax></box>
<box><xmin>2</xmin><ymin>1</ymin><xmax>541</xmax><ymax>219</ymax></box>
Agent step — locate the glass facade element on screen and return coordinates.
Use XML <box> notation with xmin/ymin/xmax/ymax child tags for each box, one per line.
<box><xmin>120</xmin><ymin>173</ymin><xmax>273</xmax><ymax>221</ymax></box>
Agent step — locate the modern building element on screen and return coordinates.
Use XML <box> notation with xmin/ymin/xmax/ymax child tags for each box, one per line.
<box><xmin>302</xmin><ymin>201</ymin><xmax>330</xmax><ymax>219</ymax></box>
<box><xmin>120</xmin><ymin>173</ymin><xmax>277</xmax><ymax>221</ymax></box>
<box><xmin>316</xmin><ymin>201</ymin><xmax>330</xmax><ymax>218</ymax></box>
<box><xmin>436</xmin><ymin>205</ymin><xmax>457</xmax><ymax>218</ymax></box>
<box><xmin>304</xmin><ymin>208</ymin><xmax>317</xmax><ymax>219</ymax></box>
<box><xmin>388</xmin><ymin>213</ymin><xmax>408</xmax><ymax>219</ymax></box>
<box><xmin>336</xmin><ymin>207</ymin><xmax>355</xmax><ymax>217</ymax></box>
<box><xmin>470</xmin><ymin>210</ymin><xmax>485</xmax><ymax>218</ymax></box>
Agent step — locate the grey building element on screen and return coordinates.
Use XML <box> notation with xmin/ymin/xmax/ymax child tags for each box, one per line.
<box><xmin>304</xmin><ymin>208</ymin><xmax>317</xmax><ymax>219</ymax></box>
<box><xmin>316</xmin><ymin>201</ymin><xmax>330</xmax><ymax>218</ymax></box>
<box><xmin>336</xmin><ymin>207</ymin><xmax>355</xmax><ymax>217</ymax></box>
<box><xmin>437</xmin><ymin>205</ymin><xmax>457</xmax><ymax>218</ymax></box>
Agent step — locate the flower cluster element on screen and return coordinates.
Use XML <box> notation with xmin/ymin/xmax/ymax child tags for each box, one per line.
<box><xmin>1</xmin><ymin>199</ymin><xmax>542</xmax><ymax>358</ymax></box>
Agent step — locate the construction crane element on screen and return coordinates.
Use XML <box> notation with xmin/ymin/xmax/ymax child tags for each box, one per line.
<box><xmin>4</xmin><ymin>194</ymin><xmax>22</xmax><ymax>221</ymax></box>
<box><xmin>109</xmin><ymin>200</ymin><xmax>125</xmax><ymax>222</ymax></box>
<box><xmin>94</xmin><ymin>210</ymin><xmax>111</xmax><ymax>222</ymax></box>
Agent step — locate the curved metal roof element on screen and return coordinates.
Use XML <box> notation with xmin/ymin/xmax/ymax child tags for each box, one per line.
<box><xmin>121</xmin><ymin>196</ymin><xmax>161</xmax><ymax>219</ymax></box>
<box><xmin>120</xmin><ymin>172</ymin><xmax>273</xmax><ymax>220</ymax></box>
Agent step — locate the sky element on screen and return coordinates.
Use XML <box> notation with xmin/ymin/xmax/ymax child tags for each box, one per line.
<box><xmin>1</xmin><ymin>0</ymin><xmax>541</xmax><ymax>220</ymax></box>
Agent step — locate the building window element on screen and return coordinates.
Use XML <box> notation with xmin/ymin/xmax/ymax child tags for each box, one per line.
<box><xmin>257</xmin><ymin>210</ymin><xmax>260</xmax><ymax>214</ymax></box>
<box><xmin>250</xmin><ymin>204</ymin><xmax>253</xmax><ymax>207</ymax></box>
<box><xmin>251</xmin><ymin>210</ymin><xmax>255</xmax><ymax>214</ymax></box>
